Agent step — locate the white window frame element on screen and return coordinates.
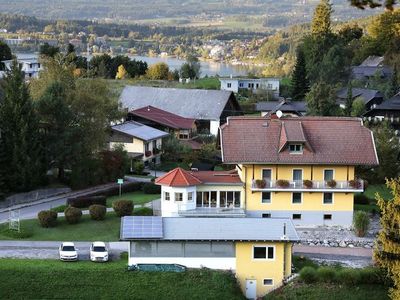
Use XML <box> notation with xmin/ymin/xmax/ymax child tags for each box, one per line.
<box><xmin>261</xmin><ymin>192</ymin><xmax>272</xmax><ymax>204</ymax></box>
<box><xmin>227</xmin><ymin>82</ymin><xmax>232</xmax><ymax>88</ymax></box>
<box><xmin>292</xmin><ymin>192</ymin><xmax>302</xmax><ymax>204</ymax></box>
<box><xmin>292</xmin><ymin>169</ymin><xmax>303</xmax><ymax>181</ymax></box>
<box><xmin>289</xmin><ymin>144</ymin><xmax>303</xmax><ymax>154</ymax></box>
<box><xmin>187</xmin><ymin>192</ymin><xmax>193</xmax><ymax>202</ymax></box>
<box><xmin>175</xmin><ymin>193</ymin><xmax>183</xmax><ymax>202</ymax></box>
<box><xmin>252</xmin><ymin>245</ymin><xmax>275</xmax><ymax>261</ymax></box>
<box><xmin>261</xmin><ymin>168</ymin><xmax>273</xmax><ymax>181</ymax></box>
<box><xmin>323</xmin><ymin>169</ymin><xmax>335</xmax><ymax>181</ymax></box>
<box><xmin>322</xmin><ymin>192</ymin><xmax>334</xmax><ymax>205</ymax></box>
<box><xmin>263</xmin><ymin>278</ymin><xmax>274</xmax><ymax>286</ymax></box>
<box><xmin>164</xmin><ymin>192</ymin><xmax>170</xmax><ymax>201</ymax></box>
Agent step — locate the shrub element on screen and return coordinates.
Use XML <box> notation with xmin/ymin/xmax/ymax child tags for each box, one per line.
<box><xmin>133</xmin><ymin>207</ymin><xmax>153</xmax><ymax>216</ymax></box>
<box><xmin>276</xmin><ymin>179</ymin><xmax>290</xmax><ymax>188</ymax></box>
<box><xmin>336</xmin><ymin>269</ymin><xmax>361</xmax><ymax>286</ymax></box>
<box><xmin>133</xmin><ymin>161</ymin><xmax>145</xmax><ymax>175</ymax></box>
<box><xmin>353</xmin><ymin>210</ymin><xmax>370</xmax><ymax>237</ymax></box>
<box><xmin>359</xmin><ymin>267</ymin><xmax>385</xmax><ymax>284</ymax></box>
<box><xmin>37</xmin><ymin>210</ymin><xmax>58</xmax><ymax>228</ymax></box>
<box><xmin>299</xmin><ymin>267</ymin><xmax>318</xmax><ymax>284</ymax></box>
<box><xmin>255</xmin><ymin>179</ymin><xmax>266</xmax><ymax>188</ymax></box>
<box><xmin>317</xmin><ymin>267</ymin><xmax>336</xmax><ymax>283</ymax></box>
<box><xmin>303</xmin><ymin>180</ymin><xmax>313</xmax><ymax>188</ymax></box>
<box><xmin>64</xmin><ymin>207</ymin><xmax>82</xmax><ymax>224</ymax></box>
<box><xmin>326</xmin><ymin>179</ymin><xmax>337</xmax><ymax>188</ymax></box>
<box><xmin>67</xmin><ymin>195</ymin><xmax>106</xmax><ymax>208</ymax></box>
<box><xmin>354</xmin><ymin>194</ymin><xmax>371</xmax><ymax>205</ymax></box>
<box><xmin>89</xmin><ymin>204</ymin><xmax>107</xmax><ymax>221</ymax></box>
<box><xmin>143</xmin><ymin>182</ymin><xmax>161</xmax><ymax>194</ymax></box>
<box><xmin>113</xmin><ymin>200</ymin><xmax>134</xmax><ymax>217</ymax></box>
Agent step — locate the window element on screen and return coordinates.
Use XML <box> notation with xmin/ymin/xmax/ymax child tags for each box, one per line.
<box><xmin>263</xmin><ymin>279</ymin><xmax>273</xmax><ymax>286</ymax></box>
<box><xmin>289</xmin><ymin>144</ymin><xmax>303</xmax><ymax>153</ymax></box>
<box><xmin>253</xmin><ymin>246</ymin><xmax>274</xmax><ymax>260</ymax></box>
<box><xmin>324</xmin><ymin>170</ymin><xmax>334</xmax><ymax>181</ymax></box>
<box><xmin>262</xmin><ymin>169</ymin><xmax>272</xmax><ymax>180</ymax></box>
<box><xmin>188</xmin><ymin>192</ymin><xmax>193</xmax><ymax>202</ymax></box>
<box><xmin>38</xmin><ymin>63</ymin><xmax>41</xmax><ymax>68</ymax></box>
<box><xmin>293</xmin><ymin>214</ymin><xmax>302</xmax><ymax>220</ymax></box>
<box><xmin>210</xmin><ymin>191</ymin><xmax>217</xmax><ymax>207</ymax></box>
<box><xmin>292</xmin><ymin>193</ymin><xmax>302</xmax><ymax>204</ymax></box>
<box><xmin>175</xmin><ymin>193</ymin><xmax>183</xmax><ymax>202</ymax></box>
<box><xmin>164</xmin><ymin>192</ymin><xmax>170</xmax><ymax>201</ymax></box>
<box><xmin>323</xmin><ymin>193</ymin><xmax>333</xmax><ymax>204</ymax></box>
<box><xmin>267</xmin><ymin>83</ymin><xmax>273</xmax><ymax>89</ymax></box>
<box><xmin>262</xmin><ymin>213</ymin><xmax>271</xmax><ymax>218</ymax></box>
<box><xmin>145</xmin><ymin>143</ymin><xmax>150</xmax><ymax>152</ymax></box>
<box><xmin>227</xmin><ymin>83</ymin><xmax>232</xmax><ymax>88</ymax></box>
<box><xmin>234</xmin><ymin>191</ymin><xmax>240</xmax><ymax>208</ymax></box>
<box><xmin>220</xmin><ymin>191</ymin><xmax>226</xmax><ymax>207</ymax></box>
<box><xmin>239</xmin><ymin>83</ymin><xmax>244</xmax><ymax>88</ymax></box>
<box><xmin>196</xmin><ymin>192</ymin><xmax>202</xmax><ymax>207</ymax></box>
<box><xmin>179</xmin><ymin>129</ymin><xmax>190</xmax><ymax>140</ymax></box>
<box><xmin>324</xmin><ymin>214</ymin><xmax>332</xmax><ymax>220</ymax></box>
<box><xmin>256</xmin><ymin>83</ymin><xmax>259</xmax><ymax>88</ymax></box>
<box><xmin>293</xmin><ymin>169</ymin><xmax>303</xmax><ymax>181</ymax></box>
<box><xmin>262</xmin><ymin>192</ymin><xmax>271</xmax><ymax>204</ymax></box>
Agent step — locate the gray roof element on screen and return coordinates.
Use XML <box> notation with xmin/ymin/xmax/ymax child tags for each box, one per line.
<box><xmin>120</xmin><ymin>86</ymin><xmax>235</xmax><ymax>121</ymax></box>
<box><xmin>111</xmin><ymin>121</ymin><xmax>169</xmax><ymax>141</ymax></box>
<box><xmin>360</xmin><ymin>56</ymin><xmax>384</xmax><ymax>67</ymax></box>
<box><xmin>256</xmin><ymin>100</ymin><xmax>307</xmax><ymax>114</ymax></box>
<box><xmin>120</xmin><ymin>216</ymin><xmax>299</xmax><ymax>242</ymax></box>
<box><xmin>336</xmin><ymin>88</ymin><xmax>383</xmax><ymax>105</ymax></box>
<box><xmin>365</xmin><ymin>93</ymin><xmax>400</xmax><ymax>113</ymax></box>
<box><xmin>351</xmin><ymin>66</ymin><xmax>393</xmax><ymax>79</ymax></box>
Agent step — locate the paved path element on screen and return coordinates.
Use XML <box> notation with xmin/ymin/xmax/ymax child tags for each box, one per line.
<box><xmin>293</xmin><ymin>245</ymin><xmax>373</xmax><ymax>257</ymax></box>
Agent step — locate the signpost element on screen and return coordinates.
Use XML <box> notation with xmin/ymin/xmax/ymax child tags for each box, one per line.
<box><xmin>117</xmin><ymin>178</ymin><xmax>124</xmax><ymax>197</ymax></box>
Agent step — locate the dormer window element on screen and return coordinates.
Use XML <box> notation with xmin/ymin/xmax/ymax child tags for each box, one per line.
<box><xmin>289</xmin><ymin>144</ymin><xmax>303</xmax><ymax>154</ymax></box>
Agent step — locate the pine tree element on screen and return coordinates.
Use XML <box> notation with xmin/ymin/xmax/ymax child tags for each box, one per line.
<box><xmin>388</xmin><ymin>67</ymin><xmax>399</xmax><ymax>98</ymax></box>
<box><xmin>305</xmin><ymin>82</ymin><xmax>339</xmax><ymax>116</ymax></box>
<box><xmin>291</xmin><ymin>48</ymin><xmax>310</xmax><ymax>101</ymax></box>
<box><xmin>311</xmin><ymin>0</ymin><xmax>333</xmax><ymax>36</ymax></box>
<box><xmin>374</xmin><ymin>178</ymin><xmax>400</xmax><ymax>299</ymax></box>
<box><xmin>0</xmin><ymin>60</ymin><xmax>43</xmax><ymax>192</ymax></box>
<box><xmin>344</xmin><ymin>82</ymin><xmax>353</xmax><ymax>116</ymax></box>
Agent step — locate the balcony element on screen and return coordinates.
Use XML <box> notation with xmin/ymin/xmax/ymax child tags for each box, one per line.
<box><xmin>178</xmin><ymin>207</ymin><xmax>246</xmax><ymax>218</ymax></box>
<box><xmin>251</xmin><ymin>179</ymin><xmax>364</xmax><ymax>193</ymax></box>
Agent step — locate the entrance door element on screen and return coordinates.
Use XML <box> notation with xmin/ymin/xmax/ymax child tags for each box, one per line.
<box><xmin>245</xmin><ymin>279</ymin><xmax>257</xmax><ymax>299</ymax></box>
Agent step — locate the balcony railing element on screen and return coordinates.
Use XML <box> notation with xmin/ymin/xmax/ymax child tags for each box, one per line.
<box><xmin>178</xmin><ymin>207</ymin><xmax>245</xmax><ymax>217</ymax></box>
<box><xmin>251</xmin><ymin>179</ymin><xmax>364</xmax><ymax>192</ymax></box>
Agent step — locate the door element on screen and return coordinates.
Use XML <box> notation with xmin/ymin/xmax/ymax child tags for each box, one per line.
<box><xmin>245</xmin><ymin>279</ymin><xmax>257</xmax><ymax>299</ymax></box>
<box><xmin>293</xmin><ymin>169</ymin><xmax>303</xmax><ymax>187</ymax></box>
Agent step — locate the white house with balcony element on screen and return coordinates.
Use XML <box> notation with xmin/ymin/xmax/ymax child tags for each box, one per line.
<box><xmin>220</xmin><ymin>77</ymin><xmax>280</xmax><ymax>98</ymax></box>
<box><xmin>2</xmin><ymin>57</ymin><xmax>42</xmax><ymax>79</ymax></box>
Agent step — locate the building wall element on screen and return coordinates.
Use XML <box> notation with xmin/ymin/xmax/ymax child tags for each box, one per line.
<box><xmin>236</xmin><ymin>241</ymin><xmax>291</xmax><ymax>297</ymax></box>
<box><xmin>110</xmin><ymin>138</ymin><xmax>144</xmax><ymax>154</ymax></box>
<box><xmin>238</xmin><ymin>164</ymin><xmax>355</xmax><ymax>226</ymax></box>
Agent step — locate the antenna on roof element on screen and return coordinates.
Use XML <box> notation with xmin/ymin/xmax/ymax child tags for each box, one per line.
<box><xmin>276</xmin><ymin>110</ymin><xmax>283</xmax><ymax>119</ymax></box>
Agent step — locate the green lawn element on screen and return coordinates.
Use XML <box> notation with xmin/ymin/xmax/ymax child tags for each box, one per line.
<box><xmin>362</xmin><ymin>184</ymin><xmax>391</xmax><ymax>201</ymax></box>
<box><xmin>106</xmin><ymin>191</ymin><xmax>160</xmax><ymax>207</ymax></box>
<box><xmin>268</xmin><ymin>281</ymin><xmax>389</xmax><ymax>300</ymax></box>
<box><xmin>0</xmin><ymin>258</ymin><xmax>244</xmax><ymax>300</ymax></box>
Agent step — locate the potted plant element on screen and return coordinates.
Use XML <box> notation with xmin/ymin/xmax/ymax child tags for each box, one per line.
<box><xmin>255</xmin><ymin>179</ymin><xmax>266</xmax><ymax>189</ymax></box>
<box><xmin>276</xmin><ymin>179</ymin><xmax>290</xmax><ymax>188</ymax></box>
<box><xmin>326</xmin><ymin>179</ymin><xmax>337</xmax><ymax>188</ymax></box>
<box><xmin>349</xmin><ymin>179</ymin><xmax>361</xmax><ymax>189</ymax></box>
<box><xmin>303</xmin><ymin>180</ymin><xmax>313</xmax><ymax>189</ymax></box>
<box><xmin>145</xmin><ymin>150</ymin><xmax>152</xmax><ymax>157</ymax></box>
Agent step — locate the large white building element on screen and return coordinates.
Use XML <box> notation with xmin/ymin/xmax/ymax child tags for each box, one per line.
<box><xmin>2</xmin><ymin>58</ymin><xmax>42</xmax><ymax>79</ymax></box>
<box><xmin>220</xmin><ymin>77</ymin><xmax>280</xmax><ymax>98</ymax></box>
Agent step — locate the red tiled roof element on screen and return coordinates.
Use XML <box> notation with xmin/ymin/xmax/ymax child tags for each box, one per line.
<box><xmin>220</xmin><ymin>116</ymin><xmax>379</xmax><ymax>166</ymax></box>
<box><xmin>155</xmin><ymin>168</ymin><xmax>242</xmax><ymax>186</ymax></box>
<box><xmin>130</xmin><ymin>106</ymin><xmax>195</xmax><ymax>130</ymax></box>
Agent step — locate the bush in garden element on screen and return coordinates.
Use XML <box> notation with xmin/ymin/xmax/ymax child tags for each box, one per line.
<box><xmin>89</xmin><ymin>204</ymin><xmax>107</xmax><ymax>221</ymax></box>
<box><xmin>299</xmin><ymin>267</ymin><xmax>318</xmax><ymax>283</ymax></box>
<box><xmin>64</xmin><ymin>206</ymin><xmax>82</xmax><ymax>224</ymax></box>
<box><xmin>353</xmin><ymin>210</ymin><xmax>370</xmax><ymax>237</ymax></box>
<box><xmin>143</xmin><ymin>182</ymin><xmax>161</xmax><ymax>194</ymax></box>
<box><xmin>133</xmin><ymin>207</ymin><xmax>153</xmax><ymax>216</ymax></box>
<box><xmin>133</xmin><ymin>161</ymin><xmax>145</xmax><ymax>175</ymax></box>
<box><xmin>112</xmin><ymin>200</ymin><xmax>133</xmax><ymax>217</ymax></box>
<box><xmin>336</xmin><ymin>269</ymin><xmax>361</xmax><ymax>286</ymax></box>
<box><xmin>354</xmin><ymin>194</ymin><xmax>370</xmax><ymax>205</ymax></box>
<box><xmin>37</xmin><ymin>210</ymin><xmax>58</xmax><ymax>228</ymax></box>
<box><xmin>67</xmin><ymin>195</ymin><xmax>106</xmax><ymax>208</ymax></box>
<box><xmin>317</xmin><ymin>267</ymin><xmax>336</xmax><ymax>283</ymax></box>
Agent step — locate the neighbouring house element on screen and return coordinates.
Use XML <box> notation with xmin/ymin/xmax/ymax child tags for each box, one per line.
<box><xmin>336</xmin><ymin>87</ymin><xmax>384</xmax><ymax>111</ymax></box>
<box><xmin>120</xmin><ymin>216</ymin><xmax>298</xmax><ymax>298</ymax></box>
<box><xmin>109</xmin><ymin>121</ymin><xmax>169</xmax><ymax>166</ymax></box>
<box><xmin>2</xmin><ymin>57</ymin><xmax>42</xmax><ymax>79</ymax></box>
<box><xmin>351</xmin><ymin>56</ymin><xmax>392</xmax><ymax>81</ymax></box>
<box><xmin>220</xmin><ymin>77</ymin><xmax>280</xmax><ymax>98</ymax></box>
<box><xmin>219</xmin><ymin>116</ymin><xmax>378</xmax><ymax>226</ymax></box>
<box><xmin>119</xmin><ymin>86</ymin><xmax>243</xmax><ymax>136</ymax></box>
<box><xmin>256</xmin><ymin>99</ymin><xmax>307</xmax><ymax>117</ymax></box>
<box><xmin>128</xmin><ymin>106</ymin><xmax>201</xmax><ymax>150</ymax></box>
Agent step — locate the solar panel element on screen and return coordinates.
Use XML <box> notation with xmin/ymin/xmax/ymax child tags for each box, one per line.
<box><xmin>122</xmin><ymin>216</ymin><xmax>163</xmax><ymax>239</ymax></box>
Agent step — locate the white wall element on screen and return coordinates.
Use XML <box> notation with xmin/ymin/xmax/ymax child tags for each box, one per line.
<box><xmin>220</xmin><ymin>79</ymin><xmax>239</xmax><ymax>93</ymax></box>
<box><xmin>161</xmin><ymin>186</ymin><xmax>197</xmax><ymax>217</ymax></box>
<box><xmin>210</xmin><ymin>120</ymin><xmax>220</xmax><ymax>136</ymax></box>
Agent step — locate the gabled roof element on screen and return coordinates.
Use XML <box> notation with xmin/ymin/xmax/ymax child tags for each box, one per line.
<box><xmin>155</xmin><ymin>168</ymin><xmax>242</xmax><ymax>186</ymax></box>
<box><xmin>336</xmin><ymin>88</ymin><xmax>383</xmax><ymax>105</ymax></box>
<box><xmin>360</xmin><ymin>56</ymin><xmax>384</xmax><ymax>67</ymax></box>
<box><xmin>111</xmin><ymin>121</ymin><xmax>169</xmax><ymax>141</ymax></box>
<box><xmin>351</xmin><ymin>66</ymin><xmax>393</xmax><ymax>78</ymax></box>
<box><xmin>364</xmin><ymin>93</ymin><xmax>400</xmax><ymax>114</ymax></box>
<box><xmin>120</xmin><ymin>216</ymin><xmax>299</xmax><ymax>242</ymax></box>
<box><xmin>256</xmin><ymin>100</ymin><xmax>307</xmax><ymax>114</ymax></box>
<box><xmin>120</xmin><ymin>86</ymin><xmax>241</xmax><ymax>121</ymax></box>
<box><xmin>130</xmin><ymin>106</ymin><xmax>195</xmax><ymax>130</ymax></box>
<box><xmin>220</xmin><ymin>116</ymin><xmax>379</xmax><ymax>166</ymax></box>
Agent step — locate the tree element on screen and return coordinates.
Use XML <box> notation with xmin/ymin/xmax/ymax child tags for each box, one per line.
<box><xmin>180</xmin><ymin>55</ymin><xmax>201</xmax><ymax>79</ymax></box>
<box><xmin>0</xmin><ymin>41</ymin><xmax>12</xmax><ymax>70</ymax></box>
<box><xmin>146</xmin><ymin>62</ymin><xmax>169</xmax><ymax>80</ymax></box>
<box><xmin>39</xmin><ymin>43</ymin><xmax>60</xmax><ymax>58</ymax></box>
<box><xmin>388</xmin><ymin>67</ymin><xmax>399</xmax><ymax>98</ymax></box>
<box><xmin>351</xmin><ymin>97</ymin><xmax>366</xmax><ymax>116</ymax></box>
<box><xmin>306</xmin><ymin>82</ymin><xmax>339</xmax><ymax>116</ymax></box>
<box><xmin>311</xmin><ymin>0</ymin><xmax>333</xmax><ymax>37</ymax></box>
<box><xmin>374</xmin><ymin>178</ymin><xmax>400</xmax><ymax>300</ymax></box>
<box><xmin>115</xmin><ymin>64</ymin><xmax>127</xmax><ymax>79</ymax></box>
<box><xmin>350</xmin><ymin>0</ymin><xmax>397</xmax><ymax>10</ymax></box>
<box><xmin>290</xmin><ymin>48</ymin><xmax>310</xmax><ymax>101</ymax></box>
<box><xmin>344</xmin><ymin>83</ymin><xmax>354</xmax><ymax>116</ymax></box>
<box><xmin>0</xmin><ymin>60</ymin><xmax>43</xmax><ymax>192</ymax></box>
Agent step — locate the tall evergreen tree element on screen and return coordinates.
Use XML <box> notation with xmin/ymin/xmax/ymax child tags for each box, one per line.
<box><xmin>0</xmin><ymin>60</ymin><xmax>43</xmax><ymax>192</ymax></box>
<box><xmin>291</xmin><ymin>48</ymin><xmax>310</xmax><ymax>101</ymax></box>
<box><xmin>344</xmin><ymin>82</ymin><xmax>354</xmax><ymax>116</ymax></box>
<box><xmin>305</xmin><ymin>82</ymin><xmax>339</xmax><ymax>116</ymax></box>
<box><xmin>388</xmin><ymin>67</ymin><xmax>399</xmax><ymax>98</ymax></box>
<box><xmin>311</xmin><ymin>0</ymin><xmax>333</xmax><ymax>36</ymax></box>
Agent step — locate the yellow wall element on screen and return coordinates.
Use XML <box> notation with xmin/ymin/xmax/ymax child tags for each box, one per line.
<box><xmin>110</xmin><ymin>138</ymin><xmax>144</xmax><ymax>153</ymax></box>
<box><xmin>238</xmin><ymin>164</ymin><xmax>355</xmax><ymax>212</ymax></box>
<box><xmin>236</xmin><ymin>241</ymin><xmax>292</xmax><ymax>297</ymax></box>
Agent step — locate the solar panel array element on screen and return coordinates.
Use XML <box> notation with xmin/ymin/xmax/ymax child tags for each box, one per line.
<box><xmin>122</xmin><ymin>216</ymin><xmax>163</xmax><ymax>239</ymax></box>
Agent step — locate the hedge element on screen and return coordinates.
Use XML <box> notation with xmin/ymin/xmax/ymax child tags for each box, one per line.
<box><xmin>299</xmin><ymin>267</ymin><xmax>318</xmax><ymax>283</ymax></box>
<box><xmin>64</xmin><ymin>207</ymin><xmax>82</xmax><ymax>224</ymax></box>
<box><xmin>37</xmin><ymin>210</ymin><xmax>58</xmax><ymax>228</ymax></box>
<box><xmin>89</xmin><ymin>204</ymin><xmax>107</xmax><ymax>221</ymax></box>
<box><xmin>133</xmin><ymin>207</ymin><xmax>153</xmax><ymax>216</ymax></box>
<box><xmin>112</xmin><ymin>200</ymin><xmax>134</xmax><ymax>217</ymax></box>
<box><xmin>67</xmin><ymin>195</ymin><xmax>106</xmax><ymax>208</ymax></box>
<box><xmin>143</xmin><ymin>183</ymin><xmax>161</xmax><ymax>194</ymax></box>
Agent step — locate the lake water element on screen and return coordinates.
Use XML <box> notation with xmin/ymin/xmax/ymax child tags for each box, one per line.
<box><xmin>16</xmin><ymin>53</ymin><xmax>263</xmax><ymax>77</ymax></box>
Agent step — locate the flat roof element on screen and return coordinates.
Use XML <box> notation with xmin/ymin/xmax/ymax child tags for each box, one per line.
<box><xmin>120</xmin><ymin>216</ymin><xmax>299</xmax><ymax>242</ymax></box>
<box><xmin>111</xmin><ymin>121</ymin><xmax>169</xmax><ymax>141</ymax></box>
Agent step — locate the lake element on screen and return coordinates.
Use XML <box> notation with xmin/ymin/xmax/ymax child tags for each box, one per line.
<box><xmin>16</xmin><ymin>53</ymin><xmax>263</xmax><ymax>77</ymax></box>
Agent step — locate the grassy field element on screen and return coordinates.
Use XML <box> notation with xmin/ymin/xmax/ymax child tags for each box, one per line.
<box><xmin>0</xmin><ymin>258</ymin><xmax>244</xmax><ymax>300</ymax></box>
<box><xmin>268</xmin><ymin>281</ymin><xmax>389</xmax><ymax>300</ymax></box>
<box><xmin>107</xmin><ymin>191</ymin><xmax>159</xmax><ymax>206</ymax></box>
